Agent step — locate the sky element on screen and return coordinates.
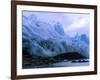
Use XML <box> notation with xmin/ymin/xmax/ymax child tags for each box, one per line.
<box><xmin>23</xmin><ymin>11</ymin><xmax>90</xmax><ymax>37</ymax></box>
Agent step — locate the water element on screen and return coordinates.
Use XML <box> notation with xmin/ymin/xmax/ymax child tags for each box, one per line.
<box><xmin>51</xmin><ymin>61</ymin><xmax>89</xmax><ymax>67</ymax></box>
<box><xmin>23</xmin><ymin>60</ymin><xmax>89</xmax><ymax>69</ymax></box>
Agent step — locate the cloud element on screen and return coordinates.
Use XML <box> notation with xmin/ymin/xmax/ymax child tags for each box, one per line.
<box><xmin>64</xmin><ymin>16</ymin><xmax>89</xmax><ymax>32</ymax></box>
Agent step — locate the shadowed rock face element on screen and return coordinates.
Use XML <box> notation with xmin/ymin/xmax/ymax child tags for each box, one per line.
<box><xmin>23</xmin><ymin>48</ymin><xmax>88</xmax><ymax>68</ymax></box>
<box><xmin>53</xmin><ymin>52</ymin><xmax>87</xmax><ymax>60</ymax></box>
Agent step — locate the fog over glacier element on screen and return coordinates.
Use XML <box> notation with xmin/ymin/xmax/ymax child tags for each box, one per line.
<box><xmin>22</xmin><ymin>11</ymin><xmax>90</xmax><ymax>59</ymax></box>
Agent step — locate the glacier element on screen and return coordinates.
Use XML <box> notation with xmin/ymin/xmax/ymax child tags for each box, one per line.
<box><xmin>22</xmin><ymin>13</ymin><xmax>89</xmax><ymax>59</ymax></box>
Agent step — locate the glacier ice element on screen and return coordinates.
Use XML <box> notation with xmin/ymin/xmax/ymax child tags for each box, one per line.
<box><xmin>22</xmin><ymin>14</ymin><xmax>89</xmax><ymax>58</ymax></box>
<box><xmin>54</xmin><ymin>22</ymin><xmax>65</xmax><ymax>35</ymax></box>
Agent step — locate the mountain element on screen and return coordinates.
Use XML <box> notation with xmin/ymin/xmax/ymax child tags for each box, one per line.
<box><xmin>54</xmin><ymin>22</ymin><xmax>65</xmax><ymax>35</ymax></box>
<box><xmin>22</xmin><ymin>14</ymin><xmax>89</xmax><ymax>58</ymax></box>
<box><xmin>72</xmin><ymin>34</ymin><xmax>89</xmax><ymax>58</ymax></box>
<box><xmin>80</xmin><ymin>34</ymin><xmax>89</xmax><ymax>44</ymax></box>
